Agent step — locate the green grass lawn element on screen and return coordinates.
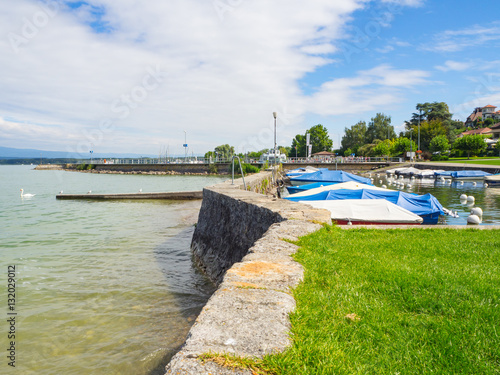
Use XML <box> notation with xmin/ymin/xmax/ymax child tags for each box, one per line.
<box><xmin>261</xmin><ymin>226</ymin><xmax>500</xmax><ymax>375</ymax></box>
<box><xmin>443</xmin><ymin>158</ymin><xmax>500</xmax><ymax>166</ymax></box>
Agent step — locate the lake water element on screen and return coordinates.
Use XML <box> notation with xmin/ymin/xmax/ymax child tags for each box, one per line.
<box><xmin>0</xmin><ymin>166</ymin><xmax>226</xmax><ymax>375</ymax></box>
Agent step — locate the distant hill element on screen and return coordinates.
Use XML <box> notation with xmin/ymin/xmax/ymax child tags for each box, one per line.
<box><xmin>0</xmin><ymin>146</ymin><xmax>157</xmax><ymax>160</ymax></box>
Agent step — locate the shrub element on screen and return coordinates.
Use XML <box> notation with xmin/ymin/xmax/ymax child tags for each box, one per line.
<box><xmin>208</xmin><ymin>164</ymin><xmax>218</xmax><ymax>174</ymax></box>
<box><xmin>431</xmin><ymin>154</ymin><xmax>449</xmax><ymax>161</ymax></box>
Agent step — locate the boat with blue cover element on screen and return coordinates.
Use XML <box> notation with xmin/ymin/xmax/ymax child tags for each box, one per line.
<box><xmin>289</xmin><ymin>170</ymin><xmax>373</xmax><ymax>186</ymax></box>
<box><xmin>450</xmin><ymin>170</ymin><xmax>492</xmax><ymax>180</ymax></box>
<box><xmin>300</xmin><ymin>199</ymin><xmax>423</xmax><ymax>225</ymax></box>
<box><xmin>286</xmin><ymin>182</ymin><xmax>335</xmax><ymax>195</ymax></box>
<box><xmin>285</xmin><ymin>188</ymin><xmax>449</xmax><ymax>224</ymax></box>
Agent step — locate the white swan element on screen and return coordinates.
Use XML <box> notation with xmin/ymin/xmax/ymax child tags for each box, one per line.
<box><xmin>20</xmin><ymin>189</ymin><xmax>35</xmax><ymax>198</ymax></box>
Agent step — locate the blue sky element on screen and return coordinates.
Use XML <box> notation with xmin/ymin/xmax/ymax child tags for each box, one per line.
<box><xmin>1</xmin><ymin>0</ymin><xmax>500</xmax><ymax>156</ymax></box>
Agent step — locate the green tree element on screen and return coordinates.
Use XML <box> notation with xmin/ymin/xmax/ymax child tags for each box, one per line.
<box><xmin>484</xmin><ymin>118</ymin><xmax>495</xmax><ymax>127</ymax></box>
<box><xmin>214</xmin><ymin>144</ymin><xmax>234</xmax><ymax>160</ymax></box>
<box><xmin>344</xmin><ymin>147</ymin><xmax>353</xmax><ymax>157</ymax></box>
<box><xmin>291</xmin><ymin>135</ymin><xmax>307</xmax><ymax>157</ymax></box>
<box><xmin>341</xmin><ymin>121</ymin><xmax>367</xmax><ymax>155</ymax></box>
<box><xmin>291</xmin><ymin>125</ymin><xmax>333</xmax><ymax>157</ymax></box>
<box><xmin>408</xmin><ymin>102</ymin><xmax>453</xmax><ymax>126</ymax></box>
<box><xmin>429</xmin><ymin>135</ymin><xmax>450</xmax><ymax>154</ymax></box>
<box><xmin>495</xmin><ymin>141</ymin><xmax>500</xmax><ymax>156</ymax></box>
<box><xmin>307</xmin><ymin>124</ymin><xmax>333</xmax><ymax>154</ymax></box>
<box><xmin>365</xmin><ymin>113</ymin><xmax>395</xmax><ymax>143</ymax></box>
<box><xmin>247</xmin><ymin>150</ymin><xmax>264</xmax><ymax>159</ymax></box>
<box><xmin>391</xmin><ymin>137</ymin><xmax>417</xmax><ymax>156</ymax></box>
<box><xmin>372</xmin><ymin>139</ymin><xmax>393</xmax><ymax>157</ymax></box>
<box><xmin>453</xmin><ymin>135</ymin><xmax>487</xmax><ymax>159</ymax></box>
<box><xmin>279</xmin><ymin>146</ymin><xmax>290</xmax><ymax>157</ymax></box>
<box><xmin>204</xmin><ymin>151</ymin><xmax>215</xmax><ymax>160</ymax></box>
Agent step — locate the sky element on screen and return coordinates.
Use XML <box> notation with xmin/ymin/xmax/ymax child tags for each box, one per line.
<box><xmin>1</xmin><ymin>0</ymin><xmax>500</xmax><ymax>157</ymax></box>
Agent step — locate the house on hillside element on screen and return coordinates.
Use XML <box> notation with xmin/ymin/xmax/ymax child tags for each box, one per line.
<box><xmin>465</xmin><ymin>105</ymin><xmax>500</xmax><ymax>127</ymax></box>
<box><xmin>458</xmin><ymin>127</ymin><xmax>492</xmax><ymax>137</ymax></box>
<box><xmin>458</xmin><ymin>124</ymin><xmax>500</xmax><ymax>149</ymax></box>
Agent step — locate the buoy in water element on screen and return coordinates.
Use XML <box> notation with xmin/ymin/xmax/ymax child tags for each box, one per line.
<box><xmin>467</xmin><ymin>195</ymin><xmax>475</xmax><ymax>203</ymax></box>
<box><xmin>471</xmin><ymin>207</ymin><xmax>483</xmax><ymax>217</ymax></box>
<box><xmin>467</xmin><ymin>214</ymin><xmax>481</xmax><ymax>225</ymax></box>
<box><xmin>460</xmin><ymin>194</ymin><xmax>467</xmax><ymax>200</ymax></box>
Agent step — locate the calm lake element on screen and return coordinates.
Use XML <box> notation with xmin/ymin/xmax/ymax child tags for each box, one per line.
<box><xmin>0</xmin><ymin>165</ymin><xmax>225</xmax><ymax>375</ymax></box>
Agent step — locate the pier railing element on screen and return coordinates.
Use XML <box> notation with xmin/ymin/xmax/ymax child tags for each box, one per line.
<box><xmin>82</xmin><ymin>156</ymin><xmax>404</xmax><ymax>165</ymax></box>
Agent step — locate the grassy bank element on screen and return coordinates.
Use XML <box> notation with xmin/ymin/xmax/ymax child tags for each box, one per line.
<box><xmin>260</xmin><ymin>226</ymin><xmax>500</xmax><ymax>374</ymax></box>
<box><xmin>443</xmin><ymin>157</ymin><xmax>500</xmax><ymax>166</ymax></box>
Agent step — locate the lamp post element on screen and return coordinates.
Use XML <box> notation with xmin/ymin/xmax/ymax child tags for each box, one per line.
<box><xmin>273</xmin><ymin>112</ymin><xmax>277</xmax><ymax>167</ymax></box>
<box><xmin>418</xmin><ymin>108</ymin><xmax>421</xmax><ymax>156</ymax></box>
<box><xmin>409</xmin><ymin>129</ymin><xmax>413</xmax><ymax>162</ymax></box>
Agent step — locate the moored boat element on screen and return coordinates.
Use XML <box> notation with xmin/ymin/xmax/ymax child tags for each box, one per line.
<box><xmin>300</xmin><ymin>199</ymin><xmax>423</xmax><ymax>225</ymax></box>
<box><xmin>450</xmin><ymin>170</ymin><xmax>492</xmax><ymax>180</ymax></box>
<box><xmin>485</xmin><ymin>174</ymin><xmax>500</xmax><ymax>186</ymax></box>
<box><xmin>289</xmin><ymin>170</ymin><xmax>372</xmax><ymax>186</ymax></box>
<box><xmin>286</xmin><ymin>187</ymin><xmax>451</xmax><ymax>224</ymax></box>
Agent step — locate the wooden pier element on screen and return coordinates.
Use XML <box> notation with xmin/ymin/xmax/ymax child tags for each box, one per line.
<box><xmin>56</xmin><ymin>191</ymin><xmax>203</xmax><ymax>200</ymax></box>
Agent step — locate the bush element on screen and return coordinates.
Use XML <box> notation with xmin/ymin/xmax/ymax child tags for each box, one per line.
<box><xmin>208</xmin><ymin>164</ymin><xmax>218</xmax><ymax>174</ymax></box>
<box><xmin>421</xmin><ymin>151</ymin><xmax>432</xmax><ymax>160</ymax></box>
<box><xmin>243</xmin><ymin>164</ymin><xmax>260</xmax><ymax>174</ymax></box>
<box><xmin>229</xmin><ymin>160</ymin><xmax>260</xmax><ymax>175</ymax></box>
<box><xmin>431</xmin><ymin>154</ymin><xmax>449</xmax><ymax>161</ymax></box>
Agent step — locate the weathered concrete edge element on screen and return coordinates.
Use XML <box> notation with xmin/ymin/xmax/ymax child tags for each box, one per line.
<box><xmin>165</xmin><ymin>172</ymin><xmax>331</xmax><ymax>374</ymax></box>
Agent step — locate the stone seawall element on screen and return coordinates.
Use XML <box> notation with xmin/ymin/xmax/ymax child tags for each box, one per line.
<box><xmin>165</xmin><ymin>171</ymin><xmax>331</xmax><ymax>374</ymax></box>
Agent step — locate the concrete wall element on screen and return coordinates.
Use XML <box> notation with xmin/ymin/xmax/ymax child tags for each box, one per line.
<box><xmin>165</xmin><ymin>171</ymin><xmax>331</xmax><ymax>374</ymax></box>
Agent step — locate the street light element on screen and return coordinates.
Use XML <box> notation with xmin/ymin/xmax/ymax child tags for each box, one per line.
<box><xmin>273</xmin><ymin>112</ymin><xmax>277</xmax><ymax>167</ymax></box>
<box><xmin>409</xmin><ymin>128</ymin><xmax>413</xmax><ymax>162</ymax></box>
<box><xmin>417</xmin><ymin>110</ymin><xmax>420</xmax><ymax>151</ymax></box>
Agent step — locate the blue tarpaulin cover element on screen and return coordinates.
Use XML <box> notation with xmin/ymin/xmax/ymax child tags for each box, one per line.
<box><xmin>451</xmin><ymin>170</ymin><xmax>491</xmax><ymax>179</ymax></box>
<box><xmin>287</xmin><ymin>182</ymin><xmax>335</xmax><ymax>194</ymax></box>
<box><xmin>285</xmin><ymin>188</ymin><xmax>445</xmax><ymax>217</ymax></box>
<box><xmin>289</xmin><ymin>170</ymin><xmax>372</xmax><ymax>185</ymax></box>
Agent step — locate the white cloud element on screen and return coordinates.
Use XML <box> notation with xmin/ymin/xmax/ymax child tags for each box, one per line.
<box><xmin>307</xmin><ymin>64</ymin><xmax>431</xmax><ymax>116</ymax></box>
<box><xmin>425</xmin><ymin>23</ymin><xmax>500</xmax><ymax>52</ymax></box>
<box><xmin>435</xmin><ymin>60</ymin><xmax>473</xmax><ymax>72</ymax></box>
<box><xmin>375</xmin><ymin>45</ymin><xmax>394</xmax><ymax>53</ymax></box>
<box><xmin>381</xmin><ymin>0</ymin><xmax>425</xmax><ymax>7</ymax></box>
<box><xmin>0</xmin><ymin>0</ymin><xmax>430</xmax><ymax>154</ymax></box>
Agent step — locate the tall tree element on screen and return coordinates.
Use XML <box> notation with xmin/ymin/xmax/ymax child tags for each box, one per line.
<box><xmin>307</xmin><ymin>124</ymin><xmax>333</xmax><ymax>154</ymax></box>
<box><xmin>391</xmin><ymin>137</ymin><xmax>417</xmax><ymax>156</ymax></box>
<box><xmin>291</xmin><ymin>124</ymin><xmax>333</xmax><ymax>157</ymax></box>
<box><xmin>214</xmin><ymin>144</ymin><xmax>234</xmax><ymax>159</ymax></box>
<box><xmin>291</xmin><ymin>134</ymin><xmax>307</xmax><ymax>157</ymax></box>
<box><xmin>429</xmin><ymin>135</ymin><xmax>450</xmax><ymax>154</ymax></box>
<box><xmin>453</xmin><ymin>135</ymin><xmax>487</xmax><ymax>159</ymax></box>
<box><xmin>341</xmin><ymin>121</ymin><xmax>367</xmax><ymax>155</ymax></box>
<box><xmin>365</xmin><ymin>113</ymin><xmax>395</xmax><ymax>143</ymax></box>
<box><xmin>408</xmin><ymin>102</ymin><xmax>453</xmax><ymax>126</ymax></box>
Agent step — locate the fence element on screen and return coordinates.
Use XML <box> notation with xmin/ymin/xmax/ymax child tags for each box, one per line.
<box><xmin>83</xmin><ymin>156</ymin><xmax>403</xmax><ymax>165</ymax></box>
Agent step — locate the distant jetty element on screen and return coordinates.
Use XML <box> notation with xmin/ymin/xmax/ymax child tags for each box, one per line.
<box><xmin>56</xmin><ymin>191</ymin><xmax>203</xmax><ymax>200</ymax></box>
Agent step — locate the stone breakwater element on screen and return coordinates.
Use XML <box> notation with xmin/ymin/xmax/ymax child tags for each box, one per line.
<box><xmin>165</xmin><ymin>171</ymin><xmax>331</xmax><ymax>374</ymax></box>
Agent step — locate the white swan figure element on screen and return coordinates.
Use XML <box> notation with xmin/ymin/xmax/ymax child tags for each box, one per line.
<box><xmin>20</xmin><ymin>189</ymin><xmax>35</xmax><ymax>198</ymax></box>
